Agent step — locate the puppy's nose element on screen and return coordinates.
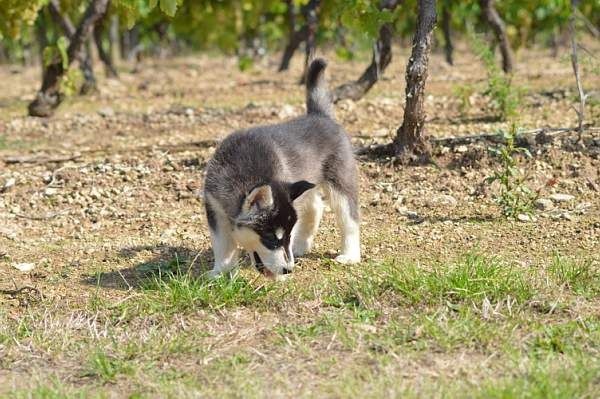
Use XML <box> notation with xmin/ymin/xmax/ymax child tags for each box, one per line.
<box><xmin>282</xmin><ymin>268</ymin><xmax>292</xmax><ymax>275</ymax></box>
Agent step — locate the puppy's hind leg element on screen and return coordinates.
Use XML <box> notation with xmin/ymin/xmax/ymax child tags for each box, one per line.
<box><xmin>292</xmin><ymin>189</ymin><xmax>324</xmax><ymax>257</ymax></box>
<box><xmin>327</xmin><ymin>187</ymin><xmax>361</xmax><ymax>264</ymax></box>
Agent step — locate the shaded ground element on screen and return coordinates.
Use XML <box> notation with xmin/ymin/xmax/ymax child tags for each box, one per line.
<box><xmin>0</xmin><ymin>43</ymin><xmax>599</xmax><ymax>397</ymax></box>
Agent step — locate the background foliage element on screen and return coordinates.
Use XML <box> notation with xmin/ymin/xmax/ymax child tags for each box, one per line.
<box><xmin>1</xmin><ymin>0</ymin><xmax>599</xmax><ymax>65</ymax></box>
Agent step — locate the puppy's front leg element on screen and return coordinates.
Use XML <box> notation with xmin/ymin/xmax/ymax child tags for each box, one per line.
<box><xmin>207</xmin><ymin>225</ymin><xmax>240</xmax><ymax>278</ymax></box>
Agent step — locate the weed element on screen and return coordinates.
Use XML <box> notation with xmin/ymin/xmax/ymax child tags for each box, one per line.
<box><xmin>532</xmin><ymin>322</ymin><xmax>580</xmax><ymax>354</ymax></box>
<box><xmin>88</xmin><ymin>273</ymin><xmax>108</xmax><ymax>312</ymax></box>
<box><xmin>471</xmin><ymin>34</ymin><xmax>522</xmax><ymax>121</ymax></box>
<box><xmin>276</xmin><ymin>319</ymin><xmax>331</xmax><ymax>342</ymax></box>
<box><xmin>87</xmin><ymin>350</ymin><xmax>132</xmax><ymax>383</ymax></box>
<box><xmin>486</xmin><ymin>124</ymin><xmax>538</xmax><ymax>217</ymax></box>
<box><xmin>0</xmin><ymin>135</ymin><xmax>6</xmax><ymax>150</ymax></box>
<box><xmin>548</xmin><ymin>255</ymin><xmax>600</xmax><ymax>297</ymax></box>
<box><xmin>453</xmin><ymin>84</ymin><xmax>475</xmax><ymax>116</ymax></box>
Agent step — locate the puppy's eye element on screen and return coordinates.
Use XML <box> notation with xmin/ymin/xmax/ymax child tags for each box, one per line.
<box><xmin>261</xmin><ymin>233</ymin><xmax>282</xmax><ymax>250</ymax></box>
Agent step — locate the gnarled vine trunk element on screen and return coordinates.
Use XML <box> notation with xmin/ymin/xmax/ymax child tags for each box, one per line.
<box><xmin>479</xmin><ymin>0</ymin><xmax>513</xmax><ymax>73</ymax></box>
<box><xmin>393</xmin><ymin>0</ymin><xmax>436</xmax><ymax>162</ymax></box>
<box><xmin>47</xmin><ymin>0</ymin><xmax>97</xmax><ymax>93</ymax></box>
<box><xmin>441</xmin><ymin>0</ymin><xmax>453</xmax><ymax>65</ymax></box>
<box><xmin>93</xmin><ymin>1</ymin><xmax>118</xmax><ymax>78</ymax></box>
<box><xmin>299</xmin><ymin>0</ymin><xmax>320</xmax><ymax>84</ymax></box>
<box><xmin>332</xmin><ymin>0</ymin><xmax>401</xmax><ymax>102</ymax></box>
<box><xmin>278</xmin><ymin>0</ymin><xmax>307</xmax><ymax>72</ymax></box>
<box><xmin>29</xmin><ymin>0</ymin><xmax>109</xmax><ymax>117</ymax></box>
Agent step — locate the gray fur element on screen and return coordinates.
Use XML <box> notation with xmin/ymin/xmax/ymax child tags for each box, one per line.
<box><xmin>204</xmin><ymin>58</ymin><xmax>360</xmax><ymax>276</ymax></box>
<box><xmin>306</xmin><ymin>58</ymin><xmax>334</xmax><ymax>118</ymax></box>
<box><xmin>204</xmin><ymin>116</ymin><xmax>358</xmax><ymax>220</ymax></box>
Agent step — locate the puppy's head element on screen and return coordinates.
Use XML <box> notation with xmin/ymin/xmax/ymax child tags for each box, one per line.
<box><xmin>233</xmin><ymin>180</ymin><xmax>315</xmax><ymax>277</ymax></box>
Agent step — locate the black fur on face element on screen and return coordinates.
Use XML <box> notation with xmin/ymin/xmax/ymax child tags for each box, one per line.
<box><xmin>237</xmin><ymin>180</ymin><xmax>315</xmax><ymax>267</ymax></box>
<box><xmin>250</xmin><ymin>182</ymin><xmax>298</xmax><ymax>250</ymax></box>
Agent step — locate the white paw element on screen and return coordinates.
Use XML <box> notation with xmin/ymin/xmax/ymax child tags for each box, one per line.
<box><xmin>334</xmin><ymin>253</ymin><xmax>361</xmax><ymax>264</ymax></box>
<box><xmin>292</xmin><ymin>238</ymin><xmax>313</xmax><ymax>257</ymax></box>
<box><xmin>207</xmin><ymin>269</ymin><xmax>222</xmax><ymax>279</ymax></box>
<box><xmin>275</xmin><ymin>274</ymin><xmax>291</xmax><ymax>282</ymax></box>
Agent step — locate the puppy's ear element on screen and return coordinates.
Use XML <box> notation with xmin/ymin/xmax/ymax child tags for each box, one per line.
<box><xmin>288</xmin><ymin>180</ymin><xmax>315</xmax><ymax>201</ymax></box>
<box><xmin>242</xmin><ymin>185</ymin><xmax>273</xmax><ymax>214</ymax></box>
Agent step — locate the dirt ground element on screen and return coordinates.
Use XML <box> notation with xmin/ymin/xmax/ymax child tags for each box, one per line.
<box><xmin>1</xmin><ymin>42</ymin><xmax>599</xmax><ymax>397</ymax></box>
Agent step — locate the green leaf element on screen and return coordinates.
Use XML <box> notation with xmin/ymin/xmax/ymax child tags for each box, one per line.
<box><xmin>160</xmin><ymin>0</ymin><xmax>178</xmax><ymax>17</ymax></box>
<box><xmin>42</xmin><ymin>46</ymin><xmax>57</xmax><ymax>68</ymax></box>
<box><xmin>335</xmin><ymin>46</ymin><xmax>354</xmax><ymax>61</ymax></box>
<box><xmin>56</xmin><ymin>36</ymin><xmax>69</xmax><ymax>69</ymax></box>
<box><xmin>238</xmin><ymin>55</ymin><xmax>254</xmax><ymax>72</ymax></box>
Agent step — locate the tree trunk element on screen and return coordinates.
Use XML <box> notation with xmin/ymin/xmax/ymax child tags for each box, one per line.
<box><xmin>332</xmin><ymin>0</ymin><xmax>401</xmax><ymax>102</ymax></box>
<box><xmin>279</xmin><ymin>0</ymin><xmax>306</xmax><ymax>71</ymax></box>
<box><xmin>279</xmin><ymin>26</ymin><xmax>308</xmax><ymax>72</ymax></box>
<box><xmin>300</xmin><ymin>0</ymin><xmax>320</xmax><ymax>84</ymax></box>
<box><xmin>569</xmin><ymin>0</ymin><xmax>585</xmax><ymax>141</ymax></box>
<box><xmin>479</xmin><ymin>0</ymin><xmax>513</xmax><ymax>73</ymax></box>
<box><xmin>127</xmin><ymin>26</ymin><xmax>142</xmax><ymax>63</ymax></box>
<box><xmin>28</xmin><ymin>0</ymin><xmax>110</xmax><ymax>117</ymax></box>
<box><xmin>35</xmin><ymin>10</ymin><xmax>48</xmax><ymax>78</ymax></box>
<box><xmin>393</xmin><ymin>0</ymin><xmax>436</xmax><ymax>162</ymax></box>
<box><xmin>79</xmin><ymin>41</ymin><xmax>97</xmax><ymax>95</ymax></box>
<box><xmin>47</xmin><ymin>0</ymin><xmax>97</xmax><ymax>94</ymax></box>
<box><xmin>93</xmin><ymin>2</ymin><xmax>118</xmax><ymax>78</ymax></box>
<box><xmin>120</xmin><ymin>29</ymin><xmax>129</xmax><ymax>60</ymax></box>
<box><xmin>0</xmin><ymin>44</ymin><xmax>7</xmax><ymax>63</ymax></box>
<box><xmin>109</xmin><ymin>15</ymin><xmax>119</xmax><ymax>63</ymax></box>
<box><xmin>120</xmin><ymin>26</ymin><xmax>141</xmax><ymax>61</ymax></box>
<box><xmin>441</xmin><ymin>1</ymin><xmax>453</xmax><ymax>65</ymax></box>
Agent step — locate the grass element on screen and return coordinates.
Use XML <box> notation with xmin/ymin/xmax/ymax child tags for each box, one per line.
<box><xmin>103</xmin><ymin>257</ymin><xmax>274</xmax><ymax>317</ymax></box>
<box><xmin>323</xmin><ymin>253</ymin><xmax>534</xmax><ymax>311</ymax></box>
<box><xmin>137</xmin><ymin>270</ymin><xmax>272</xmax><ymax>313</ymax></box>
<box><xmin>9</xmin><ymin>352</ymin><xmax>599</xmax><ymax>399</ymax></box>
<box><xmin>548</xmin><ymin>254</ymin><xmax>600</xmax><ymax>298</ymax></box>
<box><xmin>86</xmin><ymin>349</ymin><xmax>133</xmax><ymax>383</ymax></box>
<box><xmin>8</xmin><ymin>379</ymin><xmax>89</xmax><ymax>399</ymax></box>
<box><xmin>2</xmin><ymin>252</ymin><xmax>599</xmax><ymax>398</ymax></box>
<box><xmin>472</xmin><ymin>355</ymin><xmax>600</xmax><ymax>399</ymax></box>
<box><xmin>470</xmin><ymin>33</ymin><xmax>523</xmax><ymax>121</ymax></box>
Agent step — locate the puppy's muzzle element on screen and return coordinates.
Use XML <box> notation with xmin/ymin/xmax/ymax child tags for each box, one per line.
<box><xmin>253</xmin><ymin>252</ymin><xmax>292</xmax><ymax>276</ymax></box>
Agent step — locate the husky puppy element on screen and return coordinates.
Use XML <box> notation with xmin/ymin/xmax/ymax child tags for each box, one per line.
<box><xmin>204</xmin><ymin>58</ymin><xmax>360</xmax><ymax>278</ymax></box>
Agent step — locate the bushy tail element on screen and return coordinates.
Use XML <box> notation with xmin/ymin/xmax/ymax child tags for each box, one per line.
<box><xmin>306</xmin><ymin>58</ymin><xmax>334</xmax><ymax>118</ymax></box>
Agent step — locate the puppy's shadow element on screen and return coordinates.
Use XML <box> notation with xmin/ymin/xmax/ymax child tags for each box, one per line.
<box><xmin>82</xmin><ymin>245</ymin><xmax>213</xmax><ymax>291</ymax></box>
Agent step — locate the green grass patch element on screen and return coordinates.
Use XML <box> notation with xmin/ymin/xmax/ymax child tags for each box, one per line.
<box><xmin>473</xmin><ymin>355</ymin><xmax>600</xmax><ymax>399</ymax></box>
<box><xmin>8</xmin><ymin>378</ymin><xmax>89</xmax><ymax>399</ymax></box>
<box><xmin>530</xmin><ymin>317</ymin><xmax>600</xmax><ymax>355</ymax></box>
<box><xmin>116</xmin><ymin>260</ymin><xmax>272</xmax><ymax>316</ymax></box>
<box><xmin>142</xmin><ymin>273</ymin><xmax>270</xmax><ymax>311</ymax></box>
<box><xmin>548</xmin><ymin>255</ymin><xmax>600</xmax><ymax>297</ymax></box>
<box><xmin>325</xmin><ymin>253</ymin><xmax>534</xmax><ymax>312</ymax></box>
<box><xmin>85</xmin><ymin>349</ymin><xmax>133</xmax><ymax>383</ymax></box>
